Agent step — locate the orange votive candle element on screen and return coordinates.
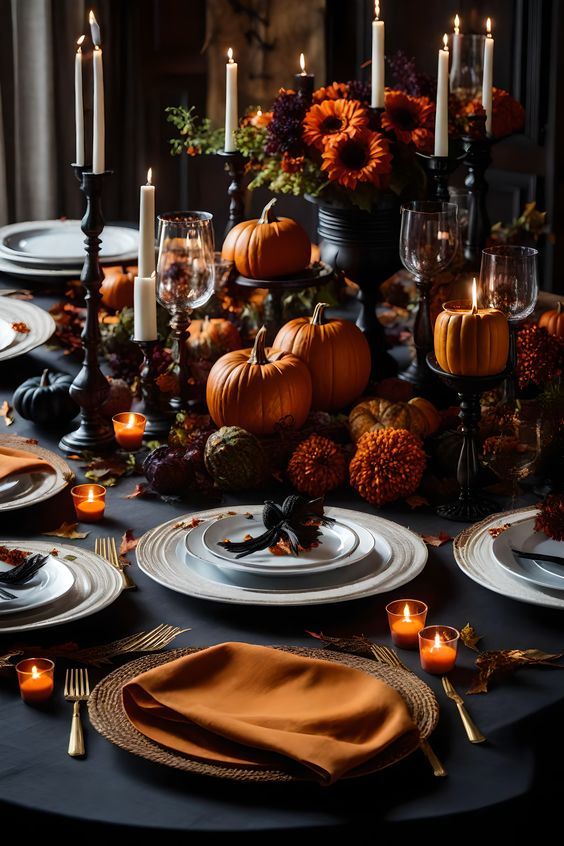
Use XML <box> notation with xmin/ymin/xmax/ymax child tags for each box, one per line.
<box><xmin>71</xmin><ymin>483</ymin><xmax>106</xmax><ymax>523</ymax></box>
<box><xmin>419</xmin><ymin>625</ymin><xmax>459</xmax><ymax>674</ymax></box>
<box><xmin>112</xmin><ymin>412</ymin><xmax>146</xmax><ymax>450</ymax></box>
<box><xmin>386</xmin><ymin>599</ymin><xmax>428</xmax><ymax>649</ymax></box>
<box><xmin>16</xmin><ymin>658</ymin><xmax>55</xmax><ymax>704</ymax></box>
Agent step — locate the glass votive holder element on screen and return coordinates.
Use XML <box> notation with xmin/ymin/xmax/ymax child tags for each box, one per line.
<box><xmin>71</xmin><ymin>483</ymin><xmax>106</xmax><ymax>523</ymax></box>
<box><xmin>386</xmin><ymin>599</ymin><xmax>428</xmax><ymax>649</ymax></box>
<box><xmin>418</xmin><ymin>625</ymin><xmax>460</xmax><ymax>675</ymax></box>
<box><xmin>112</xmin><ymin>412</ymin><xmax>147</xmax><ymax>450</ymax></box>
<box><xmin>16</xmin><ymin>658</ymin><xmax>55</xmax><ymax>704</ymax></box>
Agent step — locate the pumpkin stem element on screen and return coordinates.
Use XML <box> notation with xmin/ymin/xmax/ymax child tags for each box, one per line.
<box><xmin>258</xmin><ymin>198</ymin><xmax>278</xmax><ymax>225</ymax></box>
<box><xmin>557</xmin><ymin>302</ymin><xmax>562</xmax><ymax>315</ymax></box>
<box><xmin>311</xmin><ymin>302</ymin><xmax>329</xmax><ymax>325</ymax></box>
<box><xmin>39</xmin><ymin>369</ymin><xmax>50</xmax><ymax>388</ymax></box>
<box><xmin>248</xmin><ymin>326</ymin><xmax>270</xmax><ymax>365</ymax></box>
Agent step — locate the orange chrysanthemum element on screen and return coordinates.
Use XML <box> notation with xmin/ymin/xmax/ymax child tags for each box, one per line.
<box><xmin>321</xmin><ymin>129</ymin><xmax>392</xmax><ymax>191</ymax></box>
<box><xmin>312</xmin><ymin>81</ymin><xmax>349</xmax><ymax>103</ymax></box>
<box><xmin>303</xmin><ymin>98</ymin><xmax>368</xmax><ymax>150</ymax></box>
<box><xmin>281</xmin><ymin>153</ymin><xmax>305</xmax><ymax>173</ymax></box>
<box><xmin>381</xmin><ymin>91</ymin><xmax>435</xmax><ymax>149</ymax></box>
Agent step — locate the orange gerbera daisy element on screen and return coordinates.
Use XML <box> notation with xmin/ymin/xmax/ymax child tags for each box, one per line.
<box><xmin>381</xmin><ymin>91</ymin><xmax>435</xmax><ymax>149</ymax></box>
<box><xmin>312</xmin><ymin>81</ymin><xmax>349</xmax><ymax>103</ymax></box>
<box><xmin>321</xmin><ymin>129</ymin><xmax>392</xmax><ymax>191</ymax></box>
<box><xmin>303</xmin><ymin>98</ymin><xmax>368</xmax><ymax>150</ymax></box>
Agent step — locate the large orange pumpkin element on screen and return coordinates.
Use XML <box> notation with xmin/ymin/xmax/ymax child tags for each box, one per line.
<box><xmin>186</xmin><ymin>316</ymin><xmax>242</xmax><ymax>361</ymax></box>
<box><xmin>538</xmin><ymin>302</ymin><xmax>564</xmax><ymax>338</ymax></box>
<box><xmin>434</xmin><ymin>304</ymin><xmax>509</xmax><ymax>376</ymax></box>
<box><xmin>221</xmin><ymin>198</ymin><xmax>311</xmax><ymax>280</ymax></box>
<box><xmin>101</xmin><ymin>266</ymin><xmax>135</xmax><ymax>310</ymax></box>
<box><xmin>273</xmin><ymin>302</ymin><xmax>371</xmax><ymax>411</ymax></box>
<box><xmin>206</xmin><ymin>326</ymin><xmax>312</xmax><ymax>435</ymax></box>
<box><xmin>349</xmin><ymin>396</ymin><xmax>440</xmax><ymax>443</ymax></box>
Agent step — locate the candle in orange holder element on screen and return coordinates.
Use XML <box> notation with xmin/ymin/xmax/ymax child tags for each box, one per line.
<box><xmin>386</xmin><ymin>599</ymin><xmax>428</xmax><ymax>649</ymax></box>
<box><xmin>71</xmin><ymin>483</ymin><xmax>106</xmax><ymax>523</ymax></box>
<box><xmin>112</xmin><ymin>412</ymin><xmax>146</xmax><ymax>450</ymax></box>
<box><xmin>16</xmin><ymin>658</ymin><xmax>55</xmax><ymax>704</ymax></box>
<box><xmin>419</xmin><ymin>626</ymin><xmax>459</xmax><ymax>674</ymax></box>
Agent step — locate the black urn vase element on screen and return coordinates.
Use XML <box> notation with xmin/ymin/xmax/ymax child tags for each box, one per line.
<box><xmin>313</xmin><ymin>195</ymin><xmax>401</xmax><ymax>379</ymax></box>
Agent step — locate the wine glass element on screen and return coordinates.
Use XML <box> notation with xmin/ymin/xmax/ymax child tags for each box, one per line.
<box><xmin>481</xmin><ymin>400</ymin><xmax>543</xmax><ymax>506</ymax></box>
<box><xmin>449</xmin><ymin>34</ymin><xmax>485</xmax><ymax>100</ymax></box>
<box><xmin>157</xmin><ymin>212</ymin><xmax>215</xmax><ymax>409</ymax></box>
<box><xmin>399</xmin><ymin>201</ymin><xmax>459</xmax><ymax>390</ymax></box>
<box><xmin>479</xmin><ymin>245</ymin><xmax>539</xmax><ymax>400</ymax></box>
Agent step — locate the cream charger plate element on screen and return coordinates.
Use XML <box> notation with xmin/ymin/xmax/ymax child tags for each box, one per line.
<box><xmin>0</xmin><ymin>541</ymin><xmax>123</xmax><ymax>633</ymax></box>
<box><xmin>137</xmin><ymin>506</ymin><xmax>428</xmax><ymax>606</ymax></box>
<box><xmin>454</xmin><ymin>506</ymin><xmax>564</xmax><ymax>609</ymax></box>
<box><xmin>0</xmin><ymin>298</ymin><xmax>55</xmax><ymax>361</ymax></box>
<box><xmin>0</xmin><ymin>435</ymin><xmax>74</xmax><ymax>512</ymax></box>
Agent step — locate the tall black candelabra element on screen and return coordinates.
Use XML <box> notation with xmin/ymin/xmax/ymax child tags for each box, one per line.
<box><xmin>217</xmin><ymin>149</ymin><xmax>246</xmax><ymax>239</ymax></box>
<box><xmin>462</xmin><ymin>118</ymin><xmax>493</xmax><ymax>268</ymax></box>
<box><xmin>59</xmin><ymin>167</ymin><xmax>115</xmax><ymax>454</ymax></box>
<box><xmin>134</xmin><ymin>340</ymin><xmax>173</xmax><ymax>438</ymax></box>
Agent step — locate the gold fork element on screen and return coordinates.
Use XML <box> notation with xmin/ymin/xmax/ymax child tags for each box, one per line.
<box><xmin>95</xmin><ymin>537</ymin><xmax>136</xmax><ymax>589</ymax></box>
<box><xmin>369</xmin><ymin>643</ymin><xmax>447</xmax><ymax>777</ymax></box>
<box><xmin>64</xmin><ymin>668</ymin><xmax>90</xmax><ymax>758</ymax></box>
<box><xmin>442</xmin><ymin>676</ymin><xmax>486</xmax><ymax>744</ymax></box>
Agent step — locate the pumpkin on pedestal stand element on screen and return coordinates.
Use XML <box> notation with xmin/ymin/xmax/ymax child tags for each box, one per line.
<box><xmin>538</xmin><ymin>302</ymin><xmax>564</xmax><ymax>338</ymax></box>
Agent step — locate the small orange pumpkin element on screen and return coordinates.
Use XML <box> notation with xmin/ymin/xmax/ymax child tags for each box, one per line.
<box><xmin>349</xmin><ymin>396</ymin><xmax>440</xmax><ymax>443</ymax></box>
<box><xmin>101</xmin><ymin>266</ymin><xmax>135</xmax><ymax>310</ymax></box>
<box><xmin>538</xmin><ymin>302</ymin><xmax>564</xmax><ymax>338</ymax></box>
<box><xmin>273</xmin><ymin>302</ymin><xmax>371</xmax><ymax>411</ymax></box>
<box><xmin>206</xmin><ymin>326</ymin><xmax>312</xmax><ymax>435</ymax></box>
<box><xmin>434</xmin><ymin>303</ymin><xmax>509</xmax><ymax>376</ymax></box>
<box><xmin>186</xmin><ymin>316</ymin><xmax>242</xmax><ymax>361</ymax></box>
<box><xmin>221</xmin><ymin>198</ymin><xmax>311</xmax><ymax>280</ymax></box>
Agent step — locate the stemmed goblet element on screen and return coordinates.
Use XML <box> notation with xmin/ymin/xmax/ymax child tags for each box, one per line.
<box><xmin>399</xmin><ymin>201</ymin><xmax>459</xmax><ymax>391</ymax></box>
<box><xmin>157</xmin><ymin>212</ymin><xmax>215</xmax><ymax>410</ymax></box>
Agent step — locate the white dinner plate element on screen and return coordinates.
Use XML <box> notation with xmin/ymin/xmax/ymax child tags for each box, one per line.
<box><xmin>0</xmin><ymin>436</ymin><xmax>73</xmax><ymax>511</ymax></box>
<box><xmin>0</xmin><ymin>220</ymin><xmax>139</xmax><ymax>266</ymax></box>
<box><xmin>0</xmin><ymin>317</ymin><xmax>16</xmax><ymax>351</ymax></box>
<box><xmin>0</xmin><ymin>298</ymin><xmax>55</xmax><ymax>361</ymax></box>
<box><xmin>491</xmin><ymin>518</ymin><xmax>564</xmax><ymax>591</ymax></box>
<box><xmin>0</xmin><ymin>257</ymin><xmax>82</xmax><ymax>279</ymax></box>
<box><xmin>0</xmin><ymin>554</ymin><xmax>75</xmax><ymax>615</ymax></box>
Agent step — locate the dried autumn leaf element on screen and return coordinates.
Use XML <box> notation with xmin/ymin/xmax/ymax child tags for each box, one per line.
<box><xmin>122</xmin><ymin>483</ymin><xmax>152</xmax><ymax>500</ymax></box>
<box><xmin>460</xmin><ymin>622</ymin><xmax>483</xmax><ymax>652</ymax></box>
<box><xmin>0</xmin><ymin>400</ymin><xmax>14</xmax><ymax>426</ymax></box>
<box><xmin>405</xmin><ymin>495</ymin><xmax>430</xmax><ymax>510</ymax></box>
<box><xmin>421</xmin><ymin>530</ymin><xmax>452</xmax><ymax>547</ymax></box>
<box><xmin>119</xmin><ymin>529</ymin><xmax>138</xmax><ymax>555</ymax></box>
<box><xmin>306</xmin><ymin>630</ymin><xmax>374</xmax><ymax>658</ymax></box>
<box><xmin>467</xmin><ymin>648</ymin><xmax>564</xmax><ymax>695</ymax></box>
<box><xmin>487</xmin><ymin>523</ymin><xmax>512</xmax><ymax>538</ymax></box>
<box><xmin>43</xmin><ymin>522</ymin><xmax>89</xmax><ymax>539</ymax></box>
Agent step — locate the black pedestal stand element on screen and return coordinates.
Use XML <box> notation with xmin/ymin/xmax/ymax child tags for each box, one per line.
<box><xmin>461</xmin><ymin>120</ymin><xmax>493</xmax><ymax>269</ymax></box>
<box><xmin>59</xmin><ymin>167</ymin><xmax>115</xmax><ymax>454</ymax></box>
<box><xmin>134</xmin><ymin>340</ymin><xmax>173</xmax><ymax>438</ymax></box>
<box><xmin>417</xmin><ymin>149</ymin><xmax>466</xmax><ymax>202</ymax></box>
<box><xmin>427</xmin><ymin>354</ymin><xmax>508</xmax><ymax>521</ymax></box>
<box><xmin>217</xmin><ymin>149</ymin><xmax>246</xmax><ymax>240</ymax></box>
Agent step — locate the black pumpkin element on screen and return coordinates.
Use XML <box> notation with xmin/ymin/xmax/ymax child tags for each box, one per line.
<box><xmin>13</xmin><ymin>369</ymin><xmax>78</xmax><ymax>426</ymax></box>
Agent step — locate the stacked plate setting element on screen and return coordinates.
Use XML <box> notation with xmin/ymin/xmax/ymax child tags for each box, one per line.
<box><xmin>137</xmin><ymin>505</ymin><xmax>429</xmax><ymax>606</ymax></box>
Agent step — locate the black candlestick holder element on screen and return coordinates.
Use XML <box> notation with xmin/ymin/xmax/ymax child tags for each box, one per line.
<box><xmin>134</xmin><ymin>340</ymin><xmax>173</xmax><ymax>438</ymax></box>
<box><xmin>217</xmin><ymin>149</ymin><xmax>246</xmax><ymax>239</ymax></box>
<box><xmin>417</xmin><ymin>147</ymin><xmax>466</xmax><ymax>202</ymax></box>
<box><xmin>461</xmin><ymin>118</ymin><xmax>493</xmax><ymax>269</ymax></box>
<box><xmin>59</xmin><ymin>168</ymin><xmax>115</xmax><ymax>454</ymax></box>
<box><xmin>427</xmin><ymin>353</ymin><xmax>508</xmax><ymax>522</ymax></box>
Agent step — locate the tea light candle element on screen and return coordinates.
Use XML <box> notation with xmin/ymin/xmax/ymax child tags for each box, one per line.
<box><xmin>16</xmin><ymin>658</ymin><xmax>55</xmax><ymax>704</ymax></box>
<box><xmin>419</xmin><ymin>626</ymin><xmax>459</xmax><ymax>674</ymax></box>
<box><xmin>112</xmin><ymin>412</ymin><xmax>146</xmax><ymax>450</ymax></box>
<box><xmin>71</xmin><ymin>484</ymin><xmax>106</xmax><ymax>523</ymax></box>
<box><xmin>386</xmin><ymin>599</ymin><xmax>428</xmax><ymax>649</ymax></box>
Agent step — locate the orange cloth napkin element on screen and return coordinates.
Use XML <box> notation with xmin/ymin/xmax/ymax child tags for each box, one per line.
<box><xmin>122</xmin><ymin>642</ymin><xmax>417</xmax><ymax>784</ymax></box>
<box><xmin>0</xmin><ymin>447</ymin><xmax>53</xmax><ymax>482</ymax></box>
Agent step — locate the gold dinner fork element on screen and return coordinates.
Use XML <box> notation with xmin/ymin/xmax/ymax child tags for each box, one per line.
<box><xmin>369</xmin><ymin>642</ymin><xmax>447</xmax><ymax>777</ymax></box>
<box><xmin>442</xmin><ymin>675</ymin><xmax>486</xmax><ymax>744</ymax></box>
<box><xmin>95</xmin><ymin>537</ymin><xmax>136</xmax><ymax>589</ymax></box>
<box><xmin>64</xmin><ymin>668</ymin><xmax>90</xmax><ymax>758</ymax></box>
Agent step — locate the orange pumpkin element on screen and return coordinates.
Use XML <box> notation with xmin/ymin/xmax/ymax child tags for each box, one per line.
<box><xmin>206</xmin><ymin>326</ymin><xmax>312</xmax><ymax>435</ymax></box>
<box><xmin>101</xmin><ymin>266</ymin><xmax>135</xmax><ymax>310</ymax></box>
<box><xmin>186</xmin><ymin>316</ymin><xmax>242</xmax><ymax>361</ymax></box>
<box><xmin>221</xmin><ymin>198</ymin><xmax>311</xmax><ymax>280</ymax></box>
<box><xmin>434</xmin><ymin>304</ymin><xmax>509</xmax><ymax>376</ymax></box>
<box><xmin>538</xmin><ymin>302</ymin><xmax>564</xmax><ymax>338</ymax></box>
<box><xmin>349</xmin><ymin>396</ymin><xmax>440</xmax><ymax>443</ymax></box>
<box><xmin>273</xmin><ymin>302</ymin><xmax>371</xmax><ymax>411</ymax></box>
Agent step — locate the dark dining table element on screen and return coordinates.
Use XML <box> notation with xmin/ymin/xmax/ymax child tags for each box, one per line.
<box><xmin>0</xmin><ymin>276</ymin><xmax>563</xmax><ymax>837</ymax></box>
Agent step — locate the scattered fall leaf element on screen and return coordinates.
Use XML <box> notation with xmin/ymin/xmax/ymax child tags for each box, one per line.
<box><xmin>460</xmin><ymin>622</ymin><xmax>483</xmax><ymax>652</ymax></box>
<box><xmin>119</xmin><ymin>529</ymin><xmax>138</xmax><ymax>555</ymax></box>
<box><xmin>67</xmin><ymin>454</ymin><xmax>82</xmax><ymax>461</ymax></box>
<box><xmin>24</xmin><ymin>438</ymin><xmax>38</xmax><ymax>445</ymax></box>
<box><xmin>244</xmin><ymin>512</ymin><xmax>255</xmax><ymax>520</ymax></box>
<box><xmin>468</xmin><ymin>649</ymin><xmax>564</xmax><ymax>694</ymax></box>
<box><xmin>11</xmin><ymin>322</ymin><xmax>30</xmax><ymax>334</ymax></box>
<box><xmin>488</xmin><ymin>523</ymin><xmax>511</xmax><ymax>538</ymax></box>
<box><xmin>122</xmin><ymin>483</ymin><xmax>152</xmax><ymax>500</ymax></box>
<box><xmin>43</xmin><ymin>522</ymin><xmax>89</xmax><ymax>540</ymax></box>
<box><xmin>421</xmin><ymin>530</ymin><xmax>452</xmax><ymax>547</ymax></box>
<box><xmin>0</xmin><ymin>400</ymin><xmax>14</xmax><ymax>426</ymax></box>
<box><xmin>405</xmin><ymin>495</ymin><xmax>430</xmax><ymax>510</ymax></box>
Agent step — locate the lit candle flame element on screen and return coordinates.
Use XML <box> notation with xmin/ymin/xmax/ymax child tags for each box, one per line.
<box><xmin>433</xmin><ymin>632</ymin><xmax>442</xmax><ymax>649</ymax></box>
<box><xmin>227</xmin><ymin>47</ymin><xmax>234</xmax><ymax>63</ymax></box>
<box><xmin>471</xmin><ymin>277</ymin><xmax>478</xmax><ymax>313</ymax></box>
<box><xmin>31</xmin><ymin>665</ymin><xmax>40</xmax><ymax>679</ymax></box>
<box><xmin>89</xmin><ymin>10</ymin><xmax>101</xmax><ymax>47</ymax></box>
<box><xmin>454</xmin><ymin>13</ymin><xmax>460</xmax><ymax>34</ymax></box>
<box><xmin>76</xmin><ymin>35</ymin><xmax>85</xmax><ymax>51</ymax></box>
<box><xmin>486</xmin><ymin>17</ymin><xmax>492</xmax><ymax>37</ymax></box>
<box><xmin>88</xmin><ymin>488</ymin><xmax>95</xmax><ymax>503</ymax></box>
<box><xmin>402</xmin><ymin>603</ymin><xmax>411</xmax><ymax>622</ymax></box>
<box><xmin>147</xmin><ymin>167</ymin><xmax>152</xmax><ymax>185</ymax></box>
<box><xmin>127</xmin><ymin>414</ymin><xmax>136</xmax><ymax>429</ymax></box>
<box><xmin>256</xmin><ymin>108</ymin><xmax>262</xmax><ymax>117</ymax></box>
<box><xmin>299</xmin><ymin>53</ymin><xmax>306</xmax><ymax>74</ymax></box>
<box><xmin>375</xmin><ymin>0</ymin><xmax>380</xmax><ymax>21</ymax></box>
<box><xmin>443</xmin><ymin>33</ymin><xmax>449</xmax><ymax>51</ymax></box>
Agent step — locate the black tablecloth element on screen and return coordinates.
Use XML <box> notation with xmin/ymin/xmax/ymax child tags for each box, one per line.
<box><xmin>0</xmin><ymin>279</ymin><xmax>563</xmax><ymax>834</ymax></box>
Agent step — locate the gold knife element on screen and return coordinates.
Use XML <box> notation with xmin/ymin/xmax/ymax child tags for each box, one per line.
<box><xmin>442</xmin><ymin>676</ymin><xmax>486</xmax><ymax>743</ymax></box>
